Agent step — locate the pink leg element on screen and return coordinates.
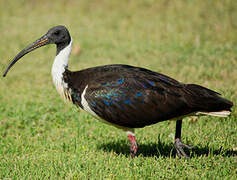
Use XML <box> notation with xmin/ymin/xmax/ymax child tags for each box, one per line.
<box><xmin>127</xmin><ymin>134</ymin><xmax>138</xmax><ymax>158</ymax></box>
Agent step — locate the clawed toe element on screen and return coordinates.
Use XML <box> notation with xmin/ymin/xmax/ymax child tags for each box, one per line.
<box><xmin>174</xmin><ymin>138</ymin><xmax>192</xmax><ymax>158</ymax></box>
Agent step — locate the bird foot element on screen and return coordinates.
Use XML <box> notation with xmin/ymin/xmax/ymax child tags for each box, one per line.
<box><xmin>174</xmin><ymin>138</ymin><xmax>193</xmax><ymax>158</ymax></box>
<box><xmin>128</xmin><ymin>134</ymin><xmax>138</xmax><ymax>158</ymax></box>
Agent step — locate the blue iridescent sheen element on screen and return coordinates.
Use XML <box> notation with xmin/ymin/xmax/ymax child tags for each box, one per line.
<box><xmin>91</xmin><ymin>101</ymin><xmax>96</xmax><ymax>106</ymax></box>
<box><xmin>103</xmin><ymin>100</ymin><xmax>111</xmax><ymax>106</ymax></box>
<box><xmin>117</xmin><ymin>78</ymin><xmax>124</xmax><ymax>84</ymax></box>
<box><xmin>160</xmin><ymin>76</ymin><xmax>169</xmax><ymax>83</ymax></box>
<box><xmin>124</xmin><ymin>99</ymin><xmax>132</xmax><ymax>104</ymax></box>
<box><xmin>147</xmin><ymin>80</ymin><xmax>155</xmax><ymax>86</ymax></box>
<box><xmin>102</xmin><ymin>78</ymin><xmax>125</xmax><ymax>87</ymax></box>
<box><xmin>135</xmin><ymin>92</ymin><xmax>142</xmax><ymax>97</ymax></box>
<box><xmin>142</xmin><ymin>84</ymin><xmax>147</xmax><ymax>88</ymax></box>
<box><xmin>119</xmin><ymin>90</ymin><xmax>128</xmax><ymax>93</ymax></box>
<box><xmin>71</xmin><ymin>91</ymin><xmax>81</xmax><ymax>102</ymax></box>
<box><xmin>105</xmin><ymin>94</ymin><xmax>112</xmax><ymax>99</ymax></box>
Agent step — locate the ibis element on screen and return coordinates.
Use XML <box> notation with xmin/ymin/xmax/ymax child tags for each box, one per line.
<box><xmin>3</xmin><ymin>26</ymin><xmax>233</xmax><ymax>158</ymax></box>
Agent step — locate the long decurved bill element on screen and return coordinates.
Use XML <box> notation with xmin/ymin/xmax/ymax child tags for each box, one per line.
<box><xmin>3</xmin><ymin>35</ymin><xmax>50</xmax><ymax>77</ymax></box>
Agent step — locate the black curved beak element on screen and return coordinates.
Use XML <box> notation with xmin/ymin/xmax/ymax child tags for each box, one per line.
<box><xmin>3</xmin><ymin>34</ymin><xmax>50</xmax><ymax>77</ymax></box>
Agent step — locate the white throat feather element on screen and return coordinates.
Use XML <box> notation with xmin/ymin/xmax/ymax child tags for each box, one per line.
<box><xmin>51</xmin><ymin>39</ymin><xmax>73</xmax><ymax>99</ymax></box>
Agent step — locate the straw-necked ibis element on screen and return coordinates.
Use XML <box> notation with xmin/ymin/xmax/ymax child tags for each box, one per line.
<box><xmin>3</xmin><ymin>26</ymin><xmax>233</xmax><ymax>158</ymax></box>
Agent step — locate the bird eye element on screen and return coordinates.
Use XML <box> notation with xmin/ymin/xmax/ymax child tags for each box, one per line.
<box><xmin>53</xmin><ymin>31</ymin><xmax>60</xmax><ymax>36</ymax></box>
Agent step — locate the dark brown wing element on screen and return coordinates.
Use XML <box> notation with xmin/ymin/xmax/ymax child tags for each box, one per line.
<box><xmin>64</xmin><ymin>64</ymin><xmax>233</xmax><ymax>128</ymax></box>
<box><xmin>80</xmin><ymin>65</ymin><xmax>190</xmax><ymax>128</ymax></box>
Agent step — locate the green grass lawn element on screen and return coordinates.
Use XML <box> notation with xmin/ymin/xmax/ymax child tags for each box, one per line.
<box><xmin>0</xmin><ymin>0</ymin><xmax>237</xmax><ymax>179</ymax></box>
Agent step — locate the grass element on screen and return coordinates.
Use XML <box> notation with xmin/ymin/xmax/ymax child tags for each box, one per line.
<box><xmin>0</xmin><ymin>0</ymin><xmax>237</xmax><ymax>179</ymax></box>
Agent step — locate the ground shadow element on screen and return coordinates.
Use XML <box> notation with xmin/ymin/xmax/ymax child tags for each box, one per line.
<box><xmin>97</xmin><ymin>138</ymin><xmax>237</xmax><ymax>158</ymax></box>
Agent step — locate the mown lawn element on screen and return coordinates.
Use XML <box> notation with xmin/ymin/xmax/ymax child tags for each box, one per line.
<box><xmin>0</xmin><ymin>0</ymin><xmax>236</xmax><ymax>179</ymax></box>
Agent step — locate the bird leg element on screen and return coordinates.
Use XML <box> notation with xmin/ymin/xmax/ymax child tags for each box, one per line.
<box><xmin>127</xmin><ymin>132</ymin><xmax>138</xmax><ymax>158</ymax></box>
<box><xmin>174</xmin><ymin>120</ymin><xmax>193</xmax><ymax>158</ymax></box>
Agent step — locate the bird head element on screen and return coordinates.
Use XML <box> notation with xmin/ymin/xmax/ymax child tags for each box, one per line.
<box><xmin>3</xmin><ymin>25</ymin><xmax>71</xmax><ymax>77</ymax></box>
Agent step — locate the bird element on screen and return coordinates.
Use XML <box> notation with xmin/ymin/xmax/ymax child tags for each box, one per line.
<box><xmin>3</xmin><ymin>25</ymin><xmax>233</xmax><ymax>158</ymax></box>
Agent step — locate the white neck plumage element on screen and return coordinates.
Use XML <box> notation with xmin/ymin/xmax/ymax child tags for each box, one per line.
<box><xmin>51</xmin><ymin>39</ymin><xmax>73</xmax><ymax>98</ymax></box>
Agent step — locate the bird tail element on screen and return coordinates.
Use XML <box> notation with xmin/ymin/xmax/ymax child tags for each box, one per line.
<box><xmin>196</xmin><ymin>110</ymin><xmax>231</xmax><ymax>117</ymax></box>
<box><xmin>184</xmin><ymin>84</ymin><xmax>233</xmax><ymax>116</ymax></box>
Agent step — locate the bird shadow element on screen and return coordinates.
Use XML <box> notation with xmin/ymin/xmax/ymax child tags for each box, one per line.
<box><xmin>97</xmin><ymin>138</ymin><xmax>237</xmax><ymax>158</ymax></box>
